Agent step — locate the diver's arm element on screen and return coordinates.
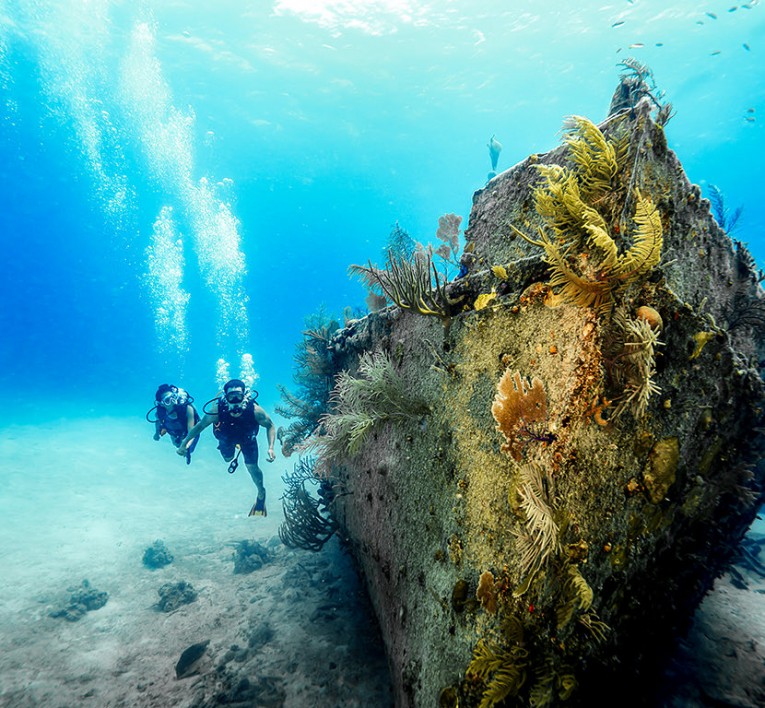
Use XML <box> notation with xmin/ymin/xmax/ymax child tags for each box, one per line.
<box><xmin>253</xmin><ymin>405</ymin><xmax>277</xmax><ymax>462</ymax></box>
<box><xmin>185</xmin><ymin>405</ymin><xmax>196</xmax><ymax>436</ymax></box>
<box><xmin>177</xmin><ymin>406</ymin><xmax>217</xmax><ymax>454</ymax></box>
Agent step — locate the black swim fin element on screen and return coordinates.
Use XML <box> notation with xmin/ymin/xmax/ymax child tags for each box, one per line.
<box><xmin>248</xmin><ymin>494</ymin><xmax>267</xmax><ymax>517</ymax></box>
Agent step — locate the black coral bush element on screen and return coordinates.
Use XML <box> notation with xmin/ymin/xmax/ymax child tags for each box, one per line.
<box><xmin>276</xmin><ymin>311</ymin><xmax>340</xmax><ymax>457</ymax></box>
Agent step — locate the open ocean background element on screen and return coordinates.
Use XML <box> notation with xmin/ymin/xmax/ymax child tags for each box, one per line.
<box><xmin>0</xmin><ymin>0</ymin><xmax>762</xmax><ymax>422</ymax></box>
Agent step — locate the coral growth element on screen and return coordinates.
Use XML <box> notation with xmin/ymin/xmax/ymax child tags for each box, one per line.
<box><xmin>351</xmin><ymin>213</ymin><xmax>465</xmax><ymax>318</ymax></box>
<box><xmin>718</xmin><ymin>241</ymin><xmax>765</xmax><ymax>341</ymax></box>
<box><xmin>608</xmin><ymin>309</ymin><xmax>663</xmax><ymax>418</ymax></box>
<box><xmin>279</xmin><ymin>457</ymin><xmax>338</xmax><ymax>551</ymax></box>
<box><xmin>609</xmin><ymin>58</ymin><xmax>674</xmax><ymax>125</ymax></box>
<box><xmin>48</xmin><ymin>579</ymin><xmax>108</xmax><ymax>621</ymax></box>
<box><xmin>466</xmin><ymin>618</ymin><xmax>528</xmax><ymax>708</ymax></box>
<box><xmin>642</xmin><ymin>437</ymin><xmax>679</xmax><ymax>503</ymax></box>
<box><xmin>513</xmin><ymin>463</ymin><xmax>560</xmax><ymax>587</ymax></box>
<box><xmin>350</xmin><ymin>250</ymin><xmax>461</xmax><ymax>321</ymax></box>
<box><xmin>276</xmin><ymin>311</ymin><xmax>341</xmax><ymax>457</ymax></box>
<box><xmin>476</xmin><ymin>570</ymin><xmax>498</xmax><ymax>614</ymax></box>
<box><xmin>311</xmin><ymin>350</ymin><xmax>428</xmax><ymax>466</ymax></box>
<box><xmin>302</xmin><ymin>82</ymin><xmax>765</xmax><ymax>708</ymax></box>
<box><xmin>156</xmin><ymin>581</ymin><xmax>197</xmax><ymax>612</ymax></box>
<box><xmin>556</xmin><ymin>566</ymin><xmax>594</xmax><ymax>630</ymax></box>
<box><xmin>491</xmin><ymin>370</ymin><xmax>550</xmax><ymax>461</ymax></box>
<box><xmin>232</xmin><ymin>540</ymin><xmax>272</xmax><ymax>574</ymax></box>
<box><xmin>383</xmin><ymin>221</ymin><xmax>416</xmax><ymax>262</ymax></box>
<box><xmin>434</xmin><ymin>213</ymin><xmax>463</xmax><ymax>267</ymax></box>
<box><xmin>512</xmin><ymin>116</ymin><xmax>663</xmax><ymax>314</ymax></box>
<box><xmin>142</xmin><ymin>539</ymin><xmax>174</xmax><ymax>569</ymax></box>
<box><xmin>707</xmin><ymin>184</ymin><xmax>743</xmax><ymax>234</ymax></box>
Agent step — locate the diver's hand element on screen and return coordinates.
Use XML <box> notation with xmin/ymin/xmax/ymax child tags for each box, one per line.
<box><xmin>176</xmin><ymin>443</ymin><xmax>188</xmax><ymax>456</ymax></box>
<box><xmin>267</xmin><ymin>447</ymin><xmax>276</xmax><ymax>462</ymax></box>
<box><xmin>153</xmin><ymin>433</ymin><xmax>160</xmax><ymax>441</ymax></box>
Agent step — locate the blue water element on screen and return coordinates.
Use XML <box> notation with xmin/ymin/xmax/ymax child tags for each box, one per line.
<box><xmin>0</xmin><ymin>0</ymin><xmax>762</xmax><ymax>417</ymax></box>
<box><xmin>0</xmin><ymin>3</ymin><xmax>763</xmax><ymax>705</ymax></box>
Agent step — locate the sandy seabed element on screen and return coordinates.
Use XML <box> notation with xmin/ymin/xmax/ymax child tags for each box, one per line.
<box><xmin>0</xmin><ymin>415</ymin><xmax>763</xmax><ymax>707</ymax></box>
<box><xmin>0</xmin><ymin>415</ymin><xmax>391</xmax><ymax>707</ymax></box>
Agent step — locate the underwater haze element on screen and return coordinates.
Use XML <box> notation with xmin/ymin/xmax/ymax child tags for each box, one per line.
<box><xmin>0</xmin><ymin>0</ymin><xmax>763</xmax><ymax>414</ymax></box>
<box><xmin>0</xmin><ymin>1</ymin><xmax>764</xmax><ymax>706</ymax></box>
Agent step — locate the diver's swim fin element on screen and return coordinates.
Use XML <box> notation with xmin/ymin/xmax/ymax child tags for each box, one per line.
<box><xmin>248</xmin><ymin>494</ymin><xmax>267</xmax><ymax>517</ymax></box>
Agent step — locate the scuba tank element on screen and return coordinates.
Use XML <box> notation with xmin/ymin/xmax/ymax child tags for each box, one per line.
<box><xmin>175</xmin><ymin>387</ymin><xmax>194</xmax><ymax>406</ymax></box>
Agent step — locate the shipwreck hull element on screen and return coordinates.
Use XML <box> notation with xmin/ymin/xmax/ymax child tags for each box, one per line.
<box><xmin>325</xmin><ymin>101</ymin><xmax>765</xmax><ymax>706</ymax></box>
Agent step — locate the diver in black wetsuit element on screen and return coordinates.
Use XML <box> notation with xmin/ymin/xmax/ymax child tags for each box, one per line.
<box><xmin>177</xmin><ymin>379</ymin><xmax>276</xmax><ymax>517</ymax></box>
<box><xmin>147</xmin><ymin>384</ymin><xmax>200</xmax><ymax>464</ymax></box>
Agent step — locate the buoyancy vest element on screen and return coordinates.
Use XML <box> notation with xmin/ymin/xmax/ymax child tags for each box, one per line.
<box><xmin>158</xmin><ymin>404</ymin><xmax>200</xmax><ymax>437</ymax></box>
<box><xmin>214</xmin><ymin>398</ymin><xmax>260</xmax><ymax>442</ymax></box>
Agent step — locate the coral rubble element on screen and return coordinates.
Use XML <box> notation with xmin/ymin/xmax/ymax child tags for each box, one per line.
<box><xmin>157</xmin><ymin>580</ymin><xmax>197</xmax><ymax>612</ymax></box>
<box><xmin>232</xmin><ymin>540</ymin><xmax>272</xmax><ymax>574</ymax></box>
<box><xmin>48</xmin><ymin>579</ymin><xmax>109</xmax><ymax>621</ymax></box>
<box><xmin>142</xmin><ymin>539</ymin><xmax>174</xmax><ymax>569</ymax></box>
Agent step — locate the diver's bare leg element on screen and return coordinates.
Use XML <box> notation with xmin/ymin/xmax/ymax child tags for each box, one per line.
<box><xmin>245</xmin><ymin>462</ymin><xmax>267</xmax><ymax>516</ymax></box>
<box><xmin>245</xmin><ymin>462</ymin><xmax>265</xmax><ymax>498</ymax></box>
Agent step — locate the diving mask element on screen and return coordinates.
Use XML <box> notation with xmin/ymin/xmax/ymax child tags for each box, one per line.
<box><xmin>161</xmin><ymin>392</ymin><xmax>178</xmax><ymax>407</ymax></box>
<box><xmin>225</xmin><ymin>389</ymin><xmax>246</xmax><ymax>405</ymax></box>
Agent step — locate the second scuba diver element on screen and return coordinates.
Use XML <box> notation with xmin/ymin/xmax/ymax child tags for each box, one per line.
<box><xmin>177</xmin><ymin>379</ymin><xmax>276</xmax><ymax>517</ymax></box>
<box><xmin>148</xmin><ymin>384</ymin><xmax>200</xmax><ymax>464</ymax></box>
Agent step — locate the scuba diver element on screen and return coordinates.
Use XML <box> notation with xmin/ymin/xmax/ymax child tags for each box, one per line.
<box><xmin>147</xmin><ymin>384</ymin><xmax>200</xmax><ymax>464</ymax></box>
<box><xmin>177</xmin><ymin>379</ymin><xmax>276</xmax><ymax>517</ymax></box>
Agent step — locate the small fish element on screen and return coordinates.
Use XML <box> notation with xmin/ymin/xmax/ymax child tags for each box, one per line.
<box><xmin>487</xmin><ymin>135</ymin><xmax>502</xmax><ymax>172</ymax></box>
<box><xmin>612</xmin><ymin>20</ymin><xmax>626</xmax><ymax>27</ymax></box>
<box><xmin>696</xmin><ymin>20</ymin><xmax>705</xmax><ymax>24</ymax></box>
<box><xmin>629</xmin><ymin>42</ymin><xmax>645</xmax><ymax>48</ymax></box>
<box><xmin>746</xmin><ymin>116</ymin><xmax>756</xmax><ymax>122</ymax></box>
<box><xmin>175</xmin><ymin>640</ymin><xmax>210</xmax><ymax>679</ymax></box>
<box><xmin>656</xmin><ymin>42</ymin><xmax>664</xmax><ymax>47</ymax></box>
<box><xmin>728</xmin><ymin>5</ymin><xmax>738</xmax><ymax>11</ymax></box>
<box><xmin>706</xmin><ymin>12</ymin><xmax>718</xmax><ymax>19</ymax></box>
<box><xmin>743</xmin><ymin>43</ymin><xmax>751</xmax><ymax>51</ymax></box>
<box><xmin>710</xmin><ymin>49</ymin><xmax>721</xmax><ymax>55</ymax></box>
<box><xmin>747</xmin><ymin>107</ymin><xmax>755</xmax><ymax>113</ymax></box>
